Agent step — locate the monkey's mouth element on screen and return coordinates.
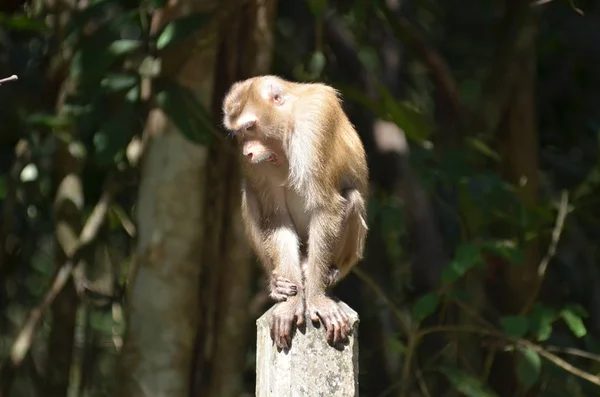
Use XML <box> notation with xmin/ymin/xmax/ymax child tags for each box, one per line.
<box><xmin>248</xmin><ymin>153</ymin><xmax>280</xmax><ymax>165</ymax></box>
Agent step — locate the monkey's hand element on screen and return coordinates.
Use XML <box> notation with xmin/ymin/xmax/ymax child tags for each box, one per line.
<box><xmin>269</xmin><ymin>296</ymin><xmax>305</xmax><ymax>350</ymax></box>
<box><xmin>306</xmin><ymin>296</ymin><xmax>351</xmax><ymax>347</ymax></box>
<box><xmin>269</xmin><ymin>272</ymin><xmax>299</xmax><ymax>302</ymax></box>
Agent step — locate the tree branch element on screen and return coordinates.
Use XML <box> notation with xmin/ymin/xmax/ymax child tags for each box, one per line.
<box><xmin>0</xmin><ymin>75</ymin><xmax>18</xmax><ymax>85</ymax></box>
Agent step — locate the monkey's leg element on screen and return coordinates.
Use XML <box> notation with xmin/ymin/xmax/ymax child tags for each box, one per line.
<box><xmin>304</xmin><ymin>203</ymin><xmax>354</xmax><ymax>347</ymax></box>
<box><xmin>330</xmin><ymin>188</ymin><xmax>368</xmax><ymax>283</ymax></box>
<box><xmin>265</xmin><ymin>224</ymin><xmax>306</xmax><ymax>350</ymax></box>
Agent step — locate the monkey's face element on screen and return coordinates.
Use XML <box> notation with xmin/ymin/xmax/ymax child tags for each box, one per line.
<box><xmin>222</xmin><ymin>76</ymin><xmax>293</xmax><ymax>166</ymax></box>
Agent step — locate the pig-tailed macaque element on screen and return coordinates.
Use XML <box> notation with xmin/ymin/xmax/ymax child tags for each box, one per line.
<box><xmin>222</xmin><ymin>76</ymin><xmax>368</xmax><ymax>349</ymax></box>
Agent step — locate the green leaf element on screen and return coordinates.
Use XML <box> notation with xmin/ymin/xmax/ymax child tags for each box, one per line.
<box><xmin>529</xmin><ymin>304</ymin><xmax>556</xmax><ymax>341</ymax></box>
<box><xmin>146</xmin><ymin>0</ymin><xmax>169</xmax><ymax>9</ymax></box>
<box><xmin>108</xmin><ymin>39</ymin><xmax>143</xmax><ymax>56</ymax></box>
<box><xmin>101</xmin><ymin>73</ymin><xmax>138</xmax><ymax>93</ymax></box>
<box><xmin>307</xmin><ymin>0</ymin><xmax>328</xmax><ymax>18</ymax></box>
<box><xmin>335</xmin><ymin>84</ymin><xmax>431</xmax><ymax>143</ymax></box>
<box><xmin>154</xmin><ymin>79</ymin><xmax>213</xmax><ymax>144</ymax></box>
<box><xmin>412</xmin><ymin>292</ymin><xmax>440</xmax><ymax>323</ymax></box>
<box><xmin>65</xmin><ymin>0</ymin><xmax>116</xmax><ymax>42</ymax></box>
<box><xmin>308</xmin><ymin>51</ymin><xmax>326</xmax><ymax>76</ymax></box>
<box><xmin>26</xmin><ymin>113</ymin><xmax>73</xmax><ymax>129</ymax></box>
<box><xmin>155</xmin><ymin>12</ymin><xmax>213</xmax><ymax>50</ymax></box>
<box><xmin>501</xmin><ymin>316</ymin><xmax>529</xmax><ymax>338</ymax></box>
<box><xmin>387</xmin><ymin>338</ymin><xmax>407</xmax><ymax>355</ymax></box>
<box><xmin>438</xmin><ymin>366</ymin><xmax>500</xmax><ymax>397</ymax></box>
<box><xmin>70</xmin><ymin>25</ymin><xmax>118</xmax><ymax>85</ymax></box>
<box><xmin>93</xmin><ymin>103</ymin><xmax>136</xmax><ymax>165</ymax></box>
<box><xmin>441</xmin><ymin>243</ymin><xmax>484</xmax><ymax>284</ymax></box>
<box><xmin>0</xmin><ymin>14</ymin><xmax>48</xmax><ymax>32</ymax></box>
<box><xmin>482</xmin><ymin>240</ymin><xmax>524</xmax><ymax>265</ymax></box>
<box><xmin>516</xmin><ymin>347</ymin><xmax>542</xmax><ymax>389</ymax></box>
<box><xmin>376</xmin><ymin>84</ymin><xmax>431</xmax><ymax>142</ymax></box>
<box><xmin>560</xmin><ymin>309</ymin><xmax>587</xmax><ymax>338</ymax></box>
<box><xmin>467</xmin><ymin>137</ymin><xmax>501</xmax><ymax>162</ymax></box>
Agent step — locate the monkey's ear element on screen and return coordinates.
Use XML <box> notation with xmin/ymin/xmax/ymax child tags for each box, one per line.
<box><xmin>268</xmin><ymin>83</ymin><xmax>285</xmax><ymax>106</ymax></box>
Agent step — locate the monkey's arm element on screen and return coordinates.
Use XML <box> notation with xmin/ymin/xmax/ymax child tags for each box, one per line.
<box><xmin>242</xmin><ymin>186</ymin><xmax>302</xmax><ymax>301</ymax></box>
<box><xmin>241</xmin><ymin>186</ymin><xmax>270</xmax><ymax>268</ymax></box>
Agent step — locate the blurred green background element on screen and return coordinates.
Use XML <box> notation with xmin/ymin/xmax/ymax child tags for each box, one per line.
<box><xmin>1</xmin><ymin>0</ymin><xmax>600</xmax><ymax>396</ymax></box>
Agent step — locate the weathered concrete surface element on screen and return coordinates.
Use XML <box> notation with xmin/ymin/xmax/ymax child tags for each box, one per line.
<box><xmin>256</xmin><ymin>302</ymin><xmax>359</xmax><ymax>397</ymax></box>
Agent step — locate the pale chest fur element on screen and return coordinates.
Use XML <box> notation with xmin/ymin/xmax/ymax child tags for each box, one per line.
<box><xmin>284</xmin><ymin>187</ymin><xmax>311</xmax><ymax>243</ymax></box>
<box><xmin>252</xmin><ymin>163</ymin><xmax>312</xmax><ymax>244</ymax></box>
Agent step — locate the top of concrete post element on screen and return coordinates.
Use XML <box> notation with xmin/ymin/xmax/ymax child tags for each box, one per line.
<box><xmin>255</xmin><ymin>301</ymin><xmax>359</xmax><ymax>397</ymax></box>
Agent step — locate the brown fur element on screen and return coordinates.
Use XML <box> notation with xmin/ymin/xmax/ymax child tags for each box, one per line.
<box><xmin>222</xmin><ymin>76</ymin><xmax>368</xmax><ymax>349</ymax></box>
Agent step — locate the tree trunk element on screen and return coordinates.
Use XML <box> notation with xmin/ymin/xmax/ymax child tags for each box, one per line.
<box><xmin>487</xmin><ymin>2</ymin><xmax>540</xmax><ymax>395</ymax></box>
<box><xmin>191</xmin><ymin>1</ymin><xmax>277</xmax><ymax>396</ymax></box>
<box><xmin>115</xmin><ymin>1</ymin><xmax>218</xmax><ymax>396</ymax></box>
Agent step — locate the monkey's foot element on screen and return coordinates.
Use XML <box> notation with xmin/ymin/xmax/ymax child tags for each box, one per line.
<box><xmin>269</xmin><ymin>274</ymin><xmax>299</xmax><ymax>302</ymax></box>
<box><xmin>269</xmin><ymin>297</ymin><xmax>305</xmax><ymax>350</ymax></box>
<box><xmin>307</xmin><ymin>295</ymin><xmax>351</xmax><ymax>347</ymax></box>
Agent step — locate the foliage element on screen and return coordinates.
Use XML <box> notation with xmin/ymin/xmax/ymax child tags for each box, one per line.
<box><xmin>1</xmin><ymin>0</ymin><xmax>600</xmax><ymax>396</ymax></box>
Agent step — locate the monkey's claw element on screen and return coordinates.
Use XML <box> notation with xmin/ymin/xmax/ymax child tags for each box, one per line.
<box><xmin>307</xmin><ymin>296</ymin><xmax>351</xmax><ymax>347</ymax></box>
<box><xmin>269</xmin><ymin>274</ymin><xmax>298</xmax><ymax>302</ymax></box>
<box><xmin>269</xmin><ymin>297</ymin><xmax>305</xmax><ymax>350</ymax></box>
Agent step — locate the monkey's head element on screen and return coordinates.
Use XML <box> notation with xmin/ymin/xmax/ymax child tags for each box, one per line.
<box><xmin>222</xmin><ymin>76</ymin><xmax>295</xmax><ymax>165</ymax></box>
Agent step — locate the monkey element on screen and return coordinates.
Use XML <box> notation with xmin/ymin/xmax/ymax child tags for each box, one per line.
<box><xmin>222</xmin><ymin>76</ymin><xmax>368</xmax><ymax>350</ymax></box>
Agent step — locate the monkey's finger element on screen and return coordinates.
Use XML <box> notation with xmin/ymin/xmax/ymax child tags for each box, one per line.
<box><xmin>275</xmin><ymin>318</ymin><xmax>287</xmax><ymax>349</ymax></box>
<box><xmin>280</xmin><ymin>318</ymin><xmax>292</xmax><ymax>349</ymax></box>
<box><xmin>269</xmin><ymin>292</ymin><xmax>288</xmax><ymax>302</ymax></box>
<box><xmin>337</xmin><ymin>311</ymin><xmax>351</xmax><ymax>337</ymax></box>
<box><xmin>331</xmin><ymin>311</ymin><xmax>345</xmax><ymax>340</ymax></box>
<box><xmin>332</xmin><ymin>316</ymin><xmax>344</xmax><ymax>345</ymax></box>
<box><xmin>275</xmin><ymin>285</ymin><xmax>297</xmax><ymax>296</ymax></box>
<box><xmin>295</xmin><ymin>310</ymin><xmax>305</xmax><ymax>328</ymax></box>
<box><xmin>310</xmin><ymin>309</ymin><xmax>321</xmax><ymax>324</ymax></box>
<box><xmin>269</xmin><ymin>320</ymin><xmax>276</xmax><ymax>343</ymax></box>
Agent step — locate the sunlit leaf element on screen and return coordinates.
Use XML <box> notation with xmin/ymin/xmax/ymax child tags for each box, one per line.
<box><xmin>20</xmin><ymin>164</ymin><xmax>39</xmax><ymax>182</ymax></box>
<box><xmin>108</xmin><ymin>39</ymin><xmax>143</xmax><ymax>56</ymax></box>
<box><xmin>308</xmin><ymin>51</ymin><xmax>326</xmax><ymax>76</ymax></box>
<box><xmin>501</xmin><ymin>316</ymin><xmax>529</xmax><ymax>338</ymax></box>
<box><xmin>560</xmin><ymin>308</ymin><xmax>587</xmax><ymax>338</ymax></box>
<box><xmin>439</xmin><ymin>366</ymin><xmax>499</xmax><ymax>397</ymax></box>
<box><xmin>155</xmin><ymin>79</ymin><xmax>213</xmax><ymax>144</ymax></box>
<box><xmin>155</xmin><ymin>12</ymin><xmax>213</xmax><ymax>50</ymax></box>
<box><xmin>516</xmin><ymin>347</ymin><xmax>542</xmax><ymax>389</ymax></box>
<box><xmin>412</xmin><ymin>292</ymin><xmax>440</xmax><ymax>323</ymax></box>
